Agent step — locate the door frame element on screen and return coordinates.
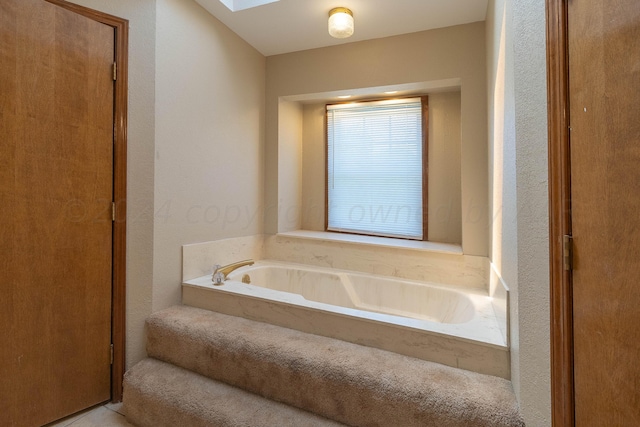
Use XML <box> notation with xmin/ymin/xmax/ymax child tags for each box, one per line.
<box><xmin>45</xmin><ymin>0</ymin><xmax>128</xmax><ymax>402</ymax></box>
<box><xmin>546</xmin><ymin>0</ymin><xmax>574</xmax><ymax>425</ymax></box>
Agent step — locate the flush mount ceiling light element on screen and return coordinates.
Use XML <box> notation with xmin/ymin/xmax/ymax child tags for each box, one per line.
<box><xmin>328</xmin><ymin>7</ymin><xmax>354</xmax><ymax>39</ymax></box>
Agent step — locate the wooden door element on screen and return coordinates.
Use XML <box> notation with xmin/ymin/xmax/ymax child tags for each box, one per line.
<box><xmin>567</xmin><ymin>0</ymin><xmax>640</xmax><ymax>425</ymax></box>
<box><xmin>0</xmin><ymin>0</ymin><xmax>116</xmax><ymax>425</ymax></box>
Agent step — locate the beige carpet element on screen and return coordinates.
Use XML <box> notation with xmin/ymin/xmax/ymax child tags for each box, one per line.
<box><xmin>124</xmin><ymin>358</ymin><xmax>345</xmax><ymax>426</ymax></box>
<box><xmin>135</xmin><ymin>305</ymin><xmax>524</xmax><ymax>427</ymax></box>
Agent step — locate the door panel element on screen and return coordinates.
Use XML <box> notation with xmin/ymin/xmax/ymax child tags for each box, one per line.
<box><xmin>568</xmin><ymin>0</ymin><xmax>640</xmax><ymax>425</ymax></box>
<box><xmin>0</xmin><ymin>0</ymin><xmax>115</xmax><ymax>425</ymax></box>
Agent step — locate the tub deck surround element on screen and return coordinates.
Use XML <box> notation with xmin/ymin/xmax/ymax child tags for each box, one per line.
<box><xmin>182</xmin><ymin>234</ymin><xmax>264</xmax><ymax>282</ymax></box>
<box><xmin>182</xmin><ymin>260</ymin><xmax>509</xmax><ymax>378</ymax></box>
<box><xmin>181</xmin><ymin>234</ymin><xmax>509</xmax><ymax>377</ymax></box>
<box><xmin>181</xmin><ymin>232</ymin><xmax>489</xmax><ymax>288</ymax></box>
<box><xmin>490</xmin><ymin>262</ymin><xmax>510</xmax><ymax>346</ymax></box>
<box><xmin>276</xmin><ymin>230</ymin><xmax>464</xmax><ymax>254</ymax></box>
<box><xmin>265</xmin><ymin>231</ymin><xmax>488</xmax><ymax>289</ymax></box>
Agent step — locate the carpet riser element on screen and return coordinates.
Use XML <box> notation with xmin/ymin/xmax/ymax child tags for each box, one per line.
<box><xmin>138</xmin><ymin>305</ymin><xmax>523</xmax><ymax>427</ymax></box>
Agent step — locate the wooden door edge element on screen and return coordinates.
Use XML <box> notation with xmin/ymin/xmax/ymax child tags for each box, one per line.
<box><xmin>545</xmin><ymin>0</ymin><xmax>574</xmax><ymax>425</ymax></box>
<box><xmin>45</xmin><ymin>0</ymin><xmax>128</xmax><ymax>403</ymax></box>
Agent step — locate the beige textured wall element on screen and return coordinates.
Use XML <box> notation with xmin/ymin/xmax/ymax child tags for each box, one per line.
<box><xmin>300</xmin><ymin>92</ymin><xmax>462</xmax><ymax>245</ymax></box>
<box><xmin>266</xmin><ymin>23</ymin><xmax>488</xmax><ymax>255</ymax></box>
<box><xmin>487</xmin><ymin>0</ymin><xmax>551</xmax><ymax>424</ymax></box>
<box><xmin>153</xmin><ymin>0</ymin><xmax>265</xmax><ymax>312</ymax></box>
<box><xmin>277</xmin><ymin>100</ymin><xmax>303</xmax><ymax>232</ymax></box>
<box><xmin>428</xmin><ymin>92</ymin><xmax>462</xmax><ymax>244</ymax></box>
<box><xmin>512</xmin><ymin>0</ymin><xmax>551</xmax><ymax>423</ymax></box>
<box><xmin>301</xmin><ymin>104</ymin><xmax>325</xmax><ymax>231</ymax></box>
<box><xmin>486</xmin><ymin>0</ymin><xmax>518</xmax><ymax>307</ymax></box>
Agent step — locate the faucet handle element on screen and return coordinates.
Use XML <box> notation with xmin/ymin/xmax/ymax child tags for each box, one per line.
<box><xmin>212</xmin><ymin>264</ymin><xmax>225</xmax><ymax>285</ymax></box>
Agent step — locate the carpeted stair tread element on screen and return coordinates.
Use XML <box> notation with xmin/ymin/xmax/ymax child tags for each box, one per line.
<box><xmin>145</xmin><ymin>305</ymin><xmax>524</xmax><ymax>427</ymax></box>
<box><xmin>123</xmin><ymin>357</ymin><xmax>346</xmax><ymax>427</ymax></box>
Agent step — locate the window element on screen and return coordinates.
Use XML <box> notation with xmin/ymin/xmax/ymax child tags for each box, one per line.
<box><xmin>326</xmin><ymin>97</ymin><xmax>428</xmax><ymax>240</ymax></box>
<box><xmin>218</xmin><ymin>0</ymin><xmax>279</xmax><ymax>12</ymax></box>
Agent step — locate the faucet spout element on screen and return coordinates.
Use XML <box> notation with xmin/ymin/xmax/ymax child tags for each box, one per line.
<box><xmin>212</xmin><ymin>259</ymin><xmax>255</xmax><ymax>285</ymax></box>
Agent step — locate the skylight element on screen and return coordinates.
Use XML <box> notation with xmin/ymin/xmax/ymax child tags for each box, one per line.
<box><xmin>219</xmin><ymin>0</ymin><xmax>279</xmax><ymax>12</ymax></box>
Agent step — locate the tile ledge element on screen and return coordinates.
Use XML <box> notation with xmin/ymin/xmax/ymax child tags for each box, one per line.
<box><xmin>276</xmin><ymin>230</ymin><xmax>463</xmax><ymax>255</ymax></box>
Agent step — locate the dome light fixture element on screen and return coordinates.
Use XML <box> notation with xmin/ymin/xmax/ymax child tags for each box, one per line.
<box><xmin>328</xmin><ymin>7</ymin><xmax>354</xmax><ymax>39</ymax></box>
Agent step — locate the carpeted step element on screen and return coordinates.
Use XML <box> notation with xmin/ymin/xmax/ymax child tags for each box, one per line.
<box><xmin>123</xmin><ymin>358</ymin><xmax>346</xmax><ymax>427</ymax></box>
<box><xmin>145</xmin><ymin>305</ymin><xmax>524</xmax><ymax>427</ymax></box>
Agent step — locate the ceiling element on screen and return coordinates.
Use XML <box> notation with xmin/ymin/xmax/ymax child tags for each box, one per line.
<box><xmin>194</xmin><ymin>0</ymin><xmax>489</xmax><ymax>56</ymax></box>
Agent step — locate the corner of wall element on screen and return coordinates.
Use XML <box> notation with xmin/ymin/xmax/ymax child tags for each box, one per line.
<box><xmin>181</xmin><ymin>235</ymin><xmax>266</xmax><ymax>282</ymax></box>
<box><xmin>489</xmin><ymin>261</ymin><xmax>510</xmax><ymax>346</ymax></box>
<box><xmin>277</xmin><ymin>99</ymin><xmax>303</xmax><ymax>233</ymax></box>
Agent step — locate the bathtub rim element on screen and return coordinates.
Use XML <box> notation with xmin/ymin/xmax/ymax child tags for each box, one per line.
<box><xmin>227</xmin><ymin>259</ymin><xmax>490</xmax><ymax>295</ymax></box>
<box><xmin>185</xmin><ymin>259</ymin><xmax>506</xmax><ymax>349</ymax></box>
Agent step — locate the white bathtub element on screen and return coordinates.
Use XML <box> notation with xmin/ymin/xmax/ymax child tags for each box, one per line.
<box><xmin>228</xmin><ymin>263</ymin><xmax>478</xmax><ymax>324</ymax></box>
<box><xmin>182</xmin><ymin>260</ymin><xmax>509</xmax><ymax>378</ymax></box>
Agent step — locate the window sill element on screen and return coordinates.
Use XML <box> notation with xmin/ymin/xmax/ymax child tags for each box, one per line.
<box><xmin>275</xmin><ymin>230</ymin><xmax>463</xmax><ymax>255</ymax></box>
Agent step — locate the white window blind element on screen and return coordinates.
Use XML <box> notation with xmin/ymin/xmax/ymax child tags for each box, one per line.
<box><xmin>327</xmin><ymin>98</ymin><xmax>424</xmax><ymax>240</ymax></box>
